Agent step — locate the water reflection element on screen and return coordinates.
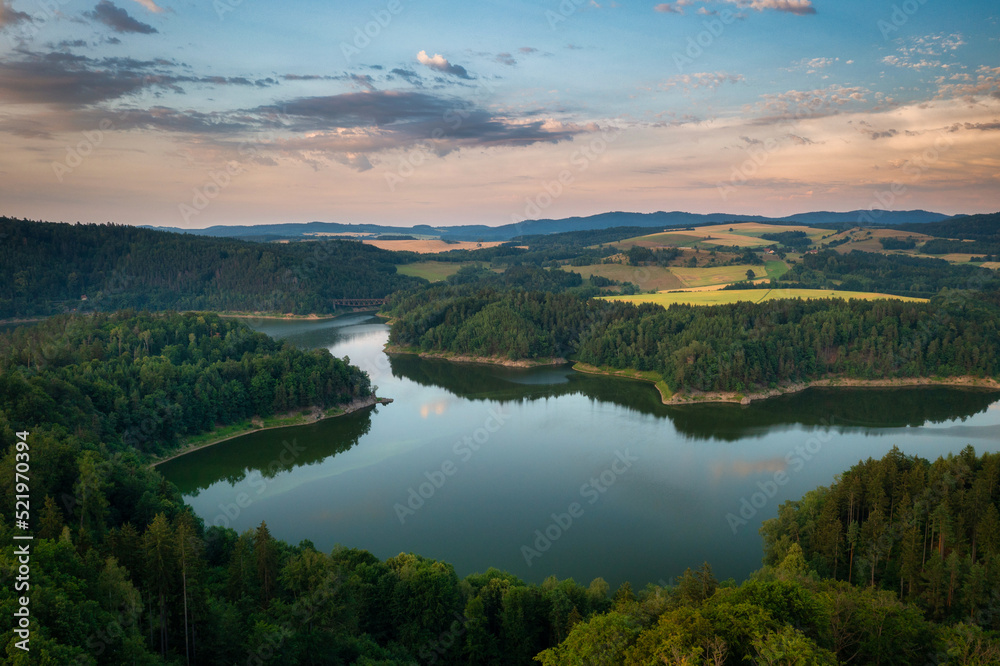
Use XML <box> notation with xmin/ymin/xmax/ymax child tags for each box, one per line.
<box><xmin>158</xmin><ymin>408</ymin><xmax>374</xmax><ymax>493</ymax></box>
<box><xmin>158</xmin><ymin>315</ymin><xmax>1000</xmax><ymax>587</ymax></box>
<box><xmin>387</xmin><ymin>352</ymin><xmax>1000</xmax><ymax>441</ymax></box>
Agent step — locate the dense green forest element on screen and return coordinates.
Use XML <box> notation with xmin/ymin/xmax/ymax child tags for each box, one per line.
<box><xmin>897</xmin><ymin>212</ymin><xmax>999</xmax><ymax>242</ymax></box>
<box><xmin>0</xmin><ymin>218</ymin><xmax>421</xmax><ymax>317</ymax></box>
<box><xmin>1</xmin><ymin>288</ymin><xmax>998</xmax><ymax>663</ymax></box>
<box><xmin>776</xmin><ymin>250</ymin><xmax>1000</xmax><ymax>298</ymax></box>
<box><xmin>0</xmin><ymin>312</ymin><xmax>371</xmax><ymax>457</ymax></box>
<box><xmin>384</xmin><ymin>280</ymin><xmax>1000</xmax><ymax>393</ymax></box>
<box><xmin>762</xmin><ymin>447</ymin><xmax>1000</xmax><ymax>626</ymax></box>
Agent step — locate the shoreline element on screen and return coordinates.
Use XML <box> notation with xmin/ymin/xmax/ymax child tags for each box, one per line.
<box><xmin>383</xmin><ymin>348</ymin><xmax>1000</xmax><ymax>405</ymax></box>
<box><xmin>150</xmin><ymin>395</ymin><xmax>392</xmax><ymax>467</ymax></box>
<box><xmin>666</xmin><ymin>375</ymin><xmax>1000</xmax><ymax>405</ymax></box>
<box><xmin>383</xmin><ymin>345</ymin><xmax>567</xmax><ymax>368</ymax></box>
<box><xmin>0</xmin><ymin>309</ymin><xmax>383</xmax><ymax>327</ymax></box>
<box><xmin>571</xmin><ymin>362</ymin><xmax>673</xmax><ymax>402</ymax></box>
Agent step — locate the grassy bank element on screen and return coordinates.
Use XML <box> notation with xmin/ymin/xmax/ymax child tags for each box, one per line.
<box><xmin>571</xmin><ymin>362</ymin><xmax>673</xmax><ymax>402</ymax></box>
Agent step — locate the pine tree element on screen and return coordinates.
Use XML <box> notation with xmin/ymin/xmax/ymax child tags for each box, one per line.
<box><xmin>144</xmin><ymin>512</ymin><xmax>175</xmax><ymax>658</ymax></box>
<box><xmin>254</xmin><ymin>521</ymin><xmax>279</xmax><ymax>604</ymax></box>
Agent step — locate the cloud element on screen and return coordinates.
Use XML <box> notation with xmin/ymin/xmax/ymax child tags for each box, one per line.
<box><xmin>86</xmin><ymin>1</ymin><xmax>158</xmax><ymax>34</ymax></box>
<box><xmin>389</xmin><ymin>68</ymin><xmax>423</xmax><ymax>85</ymax></box>
<box><xmin>0</xmin><ymin>1</ymin><xmax>30</xmax><ymax>29</ymax></box>
<box><xmin>882</xmin><ymin>55</ymin><xmax>941</xmax><ymax>70</ymax></box>
<box><xmin>0</xmin><ymin>50</ymin><xmax>271</xmax><ymax>107</ymax></box>
<box><xmin>949</xmin><ymin>121</ymin><xmax>1000</xmax><ymax>132</ymax></box>
<box><xmin>661</xmin><ymin>71</ymin><xmax>744</xmax><ymax>92</ymax></box>
<box><xmin>518</xmin><ymin>46</ymin><xmax>539</xmax><ymax>54</ymax></box>
<box><xmin>936</xmin><ymin>65</ymin><xmax>1000</xmax><ymax>102</ymax></box>
<box><xmin>721</xmin><ymin>0</ymin><xmax>816</xmax><ymax>15</ymax></box>
<box><xmin>754</xmin><ymin>84</ymin><xmax>869</xmax><ymax>121</ymax></box>
<box><xmin>416</xmin><ymin>50</ymin><xmax>471</xmax><ymax>79</ymax></box>
<box><xmin>495</xmin><ymin>52</ymin><xmax>517</xmax><ymax>66</ymax></box>
<box><xmin>131</xmin><ymin>0</ymin><xmax>165</xmax><ymax>12</ymax></box>
<box><xmin>654</xmin><ymin>3</ymin><xmax>684</xmax><ymax>14</ymax></box>
<box><xmin>234</xmin><ymin>91</ymin><xmax>592</xmax><ymax>169</ymax></box>
<box><xmin>787</xmin><ymin>57</ymin><xmax>836</xmax><ymax>73</ymax></box>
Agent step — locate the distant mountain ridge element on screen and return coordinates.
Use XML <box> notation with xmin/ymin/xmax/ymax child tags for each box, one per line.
<box><xmin>145</xmin><ymin>209</ymin><xmax>956</xmax><ymax>242</ymax></box>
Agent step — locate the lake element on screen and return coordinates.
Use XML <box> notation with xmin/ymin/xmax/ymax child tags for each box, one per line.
<box><xmin>158</xmin><ymin>314</ymin><xmax>1000</xmax><ymax>589</ymax></box>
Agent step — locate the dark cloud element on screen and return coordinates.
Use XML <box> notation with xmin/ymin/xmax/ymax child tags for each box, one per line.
<box><xmin>274</xmin><ymin>91</ymin><xmax>461</xmax><ymax>129</ymax></box>
<box><xmin>950</xmin><ymin>121</ymin><xmax>1000</xmax><ymax>132</ymax></box>
<box><xmin>350</xmin><ymin>74</ymin><xmax>376</xmax><ymax>91</ymax></box>
<box><xmin>518</xmin><ymin>47</ymin><xmax>538</xmax><ymax>55</ymax></box>
<box><xmin>0</xmin><ymin>1</ymin><xmax>31</xmax><ymax>29</ymax></box>
<box><xmin>495</xmin><ymin>52</ymin><xmax>517</xmax><ymax>66</ymax></box>
<box><xmin>86</xmin><ymin>1</ymin><xmax>158</xmax><ymax>34</ymax></box>
<box><xmin>0</xmin><ymin>50</ymin><xmax>275</xmax><ymax>107</ymax></box>
<box><xmin>253</xmin><ymin>91</ymin><xmax>589</xmax><ymax>156</ymax></box>
<box><xmin>0</xmin><ymin>51</ymin><xmax>166</xmax><ymax>105</ymax></box>
<box><xmin>389</xmin><ymin>68</ymin><xmax>423</xmax><ymax>85</ymax></box>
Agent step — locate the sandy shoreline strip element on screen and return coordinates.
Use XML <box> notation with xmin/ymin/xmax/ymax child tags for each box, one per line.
<box><xmin>150</xmin><ymin>395</ymin><xmax>390</xmax><ymax>467</ymax></box>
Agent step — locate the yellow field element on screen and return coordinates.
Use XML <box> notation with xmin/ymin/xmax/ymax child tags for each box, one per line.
<box><xmin>363</xmin><ymin>239</ymin><xmax>503</xmax><ymax>253</ymax></box>
<box><xmin>564</xmin><ymin>264</ymin><xmax>684</xmax><ymax>291</ymax></box>
<box><xmin>980</xmin><ymin>262</ymin><xmax>1000</xmax><ymax>270</ymax></box>
<box><xmin>601</xmin><ymin>288</ymin><xmax>927</xmax><ymax>307</ymax></box>
<box><xmin>669</xmin><ymin>263</ymin><xmax>772</xmax><ymax>287</ymax></box>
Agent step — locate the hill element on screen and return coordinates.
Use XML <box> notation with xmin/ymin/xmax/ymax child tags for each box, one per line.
<box><xmin>0</xmin><ymin>217</ymin><xmax>420</xmax><ymax>318</ymax></box>
<box><xmin>145</xmin><ymin>209</ymin><xmax>956</xmax><ymax>243</ymax></box>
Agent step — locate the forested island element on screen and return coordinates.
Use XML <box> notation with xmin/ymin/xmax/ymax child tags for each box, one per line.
<box><xmin>382</xmin><ymin>270</ymin><xmax>1000</xmax><ymax>402</ymax></box>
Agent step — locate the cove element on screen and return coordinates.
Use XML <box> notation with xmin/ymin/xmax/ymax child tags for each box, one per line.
<box><xmin>157</xmin><ymin>313</ymin><xmax>1000</xmax><ymax>589</ymax></box>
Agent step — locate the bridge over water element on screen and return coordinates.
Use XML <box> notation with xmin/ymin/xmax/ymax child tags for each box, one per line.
<box><xmin>330</xmin><ymin>298</ymin><xmax>387</xmax><ymax>308</ymax></box>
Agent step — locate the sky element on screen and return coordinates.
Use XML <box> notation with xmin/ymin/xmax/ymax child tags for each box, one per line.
<box><xmin>0</xmin><ymin>0</ymin><xmax>998</xmax><ymax>228</ymax></box>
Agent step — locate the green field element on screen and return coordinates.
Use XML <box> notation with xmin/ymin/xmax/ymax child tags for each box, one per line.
<box><xmin>563</xmin><ymin>264</ymin><xmax>684</xmax><ymax>291</ymax></box>
<box><xmin>601</xmin><ymin>288</ymin><xmax>928</xmax><ymax>307</ymax></box>
<box><xmin>396</xmin><ymin>261</ymin><xmax>467</xmax><ymax>282</ymax></box>
<box><xmin>763</xmin><ymin>259</ymin><xmax>789</xmax><ymax>280</ymax></box>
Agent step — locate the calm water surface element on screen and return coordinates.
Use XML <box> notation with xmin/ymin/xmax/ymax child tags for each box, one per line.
<box><xmin>158</xmin><ymin>314</ymin><xmax>1000</xmax><ymax>588</ymax></box>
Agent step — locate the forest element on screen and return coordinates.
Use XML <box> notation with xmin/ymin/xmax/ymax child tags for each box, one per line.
<box><xmin>761</xmin><ymin>447</ymin><xmax>1000</xmax><ymax>627</ymax></box>
<box><xmin>0</xmin><ymin>218</ymin><xmax>420</xmax><ymax>318</ymax></box>
<box><xmin>384</xmin><ymin>277</ymin><xmax>1000</xmax><ymax>393</ymax></box>
<box><xmin>1</xmin><ymin>313</ymin><xmax>999</xmax><ymax>664</ymax></box>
